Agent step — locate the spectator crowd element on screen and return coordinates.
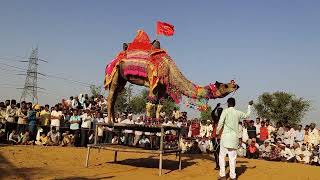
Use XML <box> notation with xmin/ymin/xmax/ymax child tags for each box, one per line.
<box><xmin>0</xmin><ymin>96</ymin><xmax>319</xmax><ymax>168</ymax></box>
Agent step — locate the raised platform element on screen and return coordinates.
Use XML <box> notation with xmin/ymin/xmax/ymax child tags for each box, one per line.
<box><xmin>85</xmin><ymin>123</ymin><xmax>182</xmax><ymax>176</ymax></box>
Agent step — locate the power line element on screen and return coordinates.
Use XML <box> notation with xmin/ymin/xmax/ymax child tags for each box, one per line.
<box><xmin>0</xmin><ymin>62</ymin><xmax>92</xmax><ymax>87</ymax></box>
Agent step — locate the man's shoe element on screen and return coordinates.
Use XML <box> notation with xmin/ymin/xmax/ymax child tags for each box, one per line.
<box><xmin>214</xmin><ymin>166</ymin><xmax>220</xmax><ymax>170</ymax></box>
<box><xmin>217</xmin><ymin>176</ymin><xmax>226</xmax><ymax>180</ymax></box>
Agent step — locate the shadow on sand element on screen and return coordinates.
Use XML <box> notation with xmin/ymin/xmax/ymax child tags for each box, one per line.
<box><xmin>110</xmin><ymin>155</ymin><xmax>196</xmax><ymax>172</ymax></box>
<box><xmin>0</xmin><ymin>152</ymin><xmax>40</xmax><ymax>180</ymax></box>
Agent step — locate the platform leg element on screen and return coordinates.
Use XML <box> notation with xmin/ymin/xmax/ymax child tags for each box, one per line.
<box><xmin>178</xmin><ymin>151</ymin><xmax>182</xmax><ymax>170</ymax></box>
<box><xmin>85</xmin><ymin>146</ymin><xmax>91</xmax><ymax>167</ymax></box>
<box><xmin>114</xmin><ymin>151</ymin><xmax>118</xmax><ymax>162</ymax></box>
<box><xmin>159</xmin><ymin>153</ymin><xmax>163</xmax><ymax>176</ymax></box>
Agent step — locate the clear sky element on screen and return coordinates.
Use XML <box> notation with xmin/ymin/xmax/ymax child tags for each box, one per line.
<box><xmin>0</xmin><ymin>1</ymin><xmax>319</xmax><ymax>124</ymax></box>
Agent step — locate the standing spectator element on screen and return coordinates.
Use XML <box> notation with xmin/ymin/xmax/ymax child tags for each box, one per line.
<box><xmin>283</xmin><ymin>125</ymin><xmax>295</xmax><ymax>147</ymax></box>
<box><xmin>50</xmin><ymin>105</ymin><xmax>62</xmax><ymax>131</ymax></box>
<box><xmin>295</xmin><ymin>125</ymin><xmax>305</xmax><ymax>145</ymax></box>
<box><xmin>255</xmin><ymin>117</ymin><xmax>261</xmax><ymax>139</ymax></box>
<box><xmin>247</xmin><ymin>120</ymin><xmax>257</xmax><ymax>140</ymax></box>
<box><xmin>133</xmin><ymin>117</ymin><xmax>144</xmax><ymax>146</ymax></box>
<box><xmin>94</xmin><ymin>112</ymin><xmax>105</xmax><ymax>143</ymax></box>
<box><xmin>71</xmin><ymin>96</ymin><xmax>79</xmax><ymax>109</ymax></box>
<box><xmin>304</xmin><ymin>125</ymin><xmax>310</xmax><ymax>144</ymax></box>
<box><xmin>266</xmin><ymin>119</ymin><xmax>275</xmax><ymax>139</ymax></box>
<box><xmin>189</xmin><ymin>119</ymin><xmax>200</xmax><ymax>138</ymax></box>
<box><xmin>121</xmin><ymin>114</ymin><xmax>134</xmax><ymax>146</ymax></box>
<box><xmin>28</xmin><ymin>104</ymin><xmax>38</xmax><ymax>141</ymax></box>
<box><xmin>259</xmin><ymin>121</ymin><xmax>268</xmax><ymax>144</ymax></box>
<box><xmin>308</xmin><ymin>123</ymin><xmax>319</xmax><ymax>147</ymax></box>
<box><xmin>16</xmin><ymin>103</ymin><xmax>28</xmax><ymax>135</ymax></box>
<box><xmin>242</xmin><ymin>121</ymin><xmax>249</xmax><ymax>143</ymax></box>
<box><xmin>0</xmin><ymin>102</ymin><xmax>6</xmax><ymax>124</ymax></box>
<box><xmin>40</xmin><ymin>104</ymin><xmax>51</xmax><ymax>133</ymax></box>
<box><xmin>276</xmin><ymin>122</ymin><xmax>285</xmax><ymax>140</ymax></box>
<box><xmin>69</xmin><ymin>109</ymin><xmax>81</xmax><ymax>146</ymax></box>
<box><xmin>5</xmin><ymin>99</ymin><xmax>17</xmax><ymax>134</ymax></box>
<box><xmin>81</xmin><ymin>110</ymin><xmax>93</xmax><ymax>147</ymax></box>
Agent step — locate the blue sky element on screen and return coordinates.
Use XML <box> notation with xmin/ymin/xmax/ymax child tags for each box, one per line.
<box><xmin>0</xmin><ymin>1</ymin><xmax>319</xmax><ymax>124</ymax></box>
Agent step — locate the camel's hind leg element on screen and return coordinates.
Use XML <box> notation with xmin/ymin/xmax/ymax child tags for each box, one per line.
<box><xmin>107</xmin><ymin>70</ymin><xmax>127</xmax><ymax>123</ymax></box>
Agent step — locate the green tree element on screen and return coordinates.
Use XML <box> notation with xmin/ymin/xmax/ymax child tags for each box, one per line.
<box><xmin>161</xmin><ymin>97</ymin><xmax>179</xmax><ymax>116</ymax></box>
<box><xmin>89</xmin><ymin>85</ymin><xmax>102</xmax><ymax>98</ymax></box>
<box><xmin>129</xmin><ymin>89</ymin><xmax>148</xmax><ymax>114</ymax></box>
<box><xmin>200</xmin><ymin>106</ymin><xmax>212</xmax><ymax>120</ymax></box>
<box><xmin>114</xmin><ymin>87</ymin><xmax>128</xmax><ymax>113</ymax></box>
<box><xmin>254</xmin><ymin>91</ymin><xmax>311</xmax><ymax>125</ymax></box>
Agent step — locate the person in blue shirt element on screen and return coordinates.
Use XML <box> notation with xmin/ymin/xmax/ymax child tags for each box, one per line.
<box><xmin>28</xmin><ymin>103</ymin><xmax>39</xmax><ymax>142</ymax></box>
<box><xmin>69</xmin><ymin>109</ymin><xmax>81</xmax><ymax>147</ymax></box>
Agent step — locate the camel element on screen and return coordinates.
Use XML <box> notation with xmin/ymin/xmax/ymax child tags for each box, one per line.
<box><xmin>104</xmin><ymin>30</ymin><xmax>239</xmax><ymax>123</ymax></box>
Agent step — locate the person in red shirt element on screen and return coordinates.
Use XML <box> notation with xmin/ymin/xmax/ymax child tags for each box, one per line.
<box><xmin>259</xmin><ymin>121</ymin><xmax>268</xmax><ymax>145</ymax></box>
<box><xmin>190</xmin><ymin>119</ymin><xmax>200</xmax><ymax>137</ymax></box>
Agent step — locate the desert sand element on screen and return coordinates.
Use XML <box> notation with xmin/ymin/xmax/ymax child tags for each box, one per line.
<box><xmin>0</xmin><ymin>145</ymin><xmax>319</xmax><ymax>180</ymax></box>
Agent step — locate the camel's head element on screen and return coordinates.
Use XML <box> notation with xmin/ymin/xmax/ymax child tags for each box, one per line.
<box><xmin>207</xmin><ymin>80</ymin><xmax>239</xmax><ymax>99</ymax></box>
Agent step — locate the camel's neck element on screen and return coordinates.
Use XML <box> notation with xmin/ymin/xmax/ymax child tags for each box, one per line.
<box><xmin>166</xmin><ymin>58</ymin><xmax>210</xmax><ymax>99</ymax></box>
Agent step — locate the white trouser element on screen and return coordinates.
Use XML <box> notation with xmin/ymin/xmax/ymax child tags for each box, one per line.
<box><xmin>219</xmin><ymin>145</ymin><xmax>237</xmax><ymax>179</ymax></box>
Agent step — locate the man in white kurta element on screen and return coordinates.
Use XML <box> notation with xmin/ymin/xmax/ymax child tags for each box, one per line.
<box><xmin>216</xmin><ymin>98</ymin><xmax>252</xmax><ymax>180</ymax></box>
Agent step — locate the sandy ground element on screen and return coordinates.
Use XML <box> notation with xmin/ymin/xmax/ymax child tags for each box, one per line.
<box><xmin>0</xmin><ymin>146</ymin><xmax>319</xmax><ymax>180</ymax></box>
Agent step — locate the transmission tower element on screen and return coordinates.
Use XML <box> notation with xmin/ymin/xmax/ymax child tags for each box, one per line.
<box><xmin>20</xmin><ymin>47</ymin><xmax>46</xmax><ymax>104</ymax></box>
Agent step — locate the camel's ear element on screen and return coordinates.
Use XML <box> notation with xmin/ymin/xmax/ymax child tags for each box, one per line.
<box><xmin>123</xmin><ymin>43</ymin><xmax>128</xmax><ymax>51</ymax></box>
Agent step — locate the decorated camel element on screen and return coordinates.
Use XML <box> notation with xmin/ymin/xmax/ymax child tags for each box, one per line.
<box><xmin>104</xmin><ymin>30</ymin><xmax>239</xmax><ymax>123</ymax></box>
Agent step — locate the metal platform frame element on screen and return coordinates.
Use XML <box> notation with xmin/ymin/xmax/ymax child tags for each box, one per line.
<box><xmin>85</xmin><ymin>123</ymin><xmax>182</xmax><ymax>176</ymax></box>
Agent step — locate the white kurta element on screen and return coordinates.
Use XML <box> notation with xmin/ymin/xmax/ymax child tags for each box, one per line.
<box><xmin>217</xmin><ymin>105</ymin><xmax>251</xmax><ymax>149</ymax></box>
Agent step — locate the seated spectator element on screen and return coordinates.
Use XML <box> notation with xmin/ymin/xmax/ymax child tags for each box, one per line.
<box><xmin>187</xmin><ymin>141</ymin><xmax>202</xmax><ymax>154</ymax></box>
<box><xmin>9</xmin><ymin>130</ymin><xmax>20</xmax><ymax>144</ymax></box>
<box><xmin>269</xmin><ymin>144</ymin><xmax>281</xmax><ymax>161</ymax></box>
<box><xmin>35</xmin><ymin>133</ymin><xmax>49</xmax><ymax>146</ymax></box>
<box><xmin>138</xmin><ymin>135</ymin><xmax>151</xmax><ymax>148</ymax></box>
<box><xmin>310</xmin><ymin>145</ymin><xmax>320</xmax><ymax>166</ymax></box>
<box><xmin>237</xmin><ymin>138</ymin><xmax>247</xmax><ymax>157</ymax></box>
<box><xmin>61</xmin><ymin>131</ymin><xmax>74</xmax><ymax>147</ymax></box>
<box><xmin>47</xmin><ymin>127</ymin><xmax>60</xmax><ymax>146</ymax></box>
<box><xmin>296</xmin><ymin>144</ymin><xmax>311</xmax><ymax>164</ymax></box>
<box><xmin>111</xmin><ymin>135</ymin><xmax>119</xmax><ymax>144</ymax></box>
<box><xmin>259</xmin><ymin>140</ymin><xmax>271</xmax><ymax>159</ymax></box>
<box><xmin>247</xmin><ymin>139</ymin><xmax>259</xmax><ymax>159</ymax></box>
<box><xmin>279</xmin><ymin>143</ymin><xmax>295</xmax><ymax>162</ymax></box>
<box><xmin>20</xmin><ymin>131</ymin><xmax>33</xmax><ymax>145</ymax></box>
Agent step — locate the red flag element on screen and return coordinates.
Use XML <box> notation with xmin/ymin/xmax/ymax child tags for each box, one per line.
<box><xmin>156</xmin><ymin>21</ymin><xmax>174</xmax><ymax>36</ymax></box>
